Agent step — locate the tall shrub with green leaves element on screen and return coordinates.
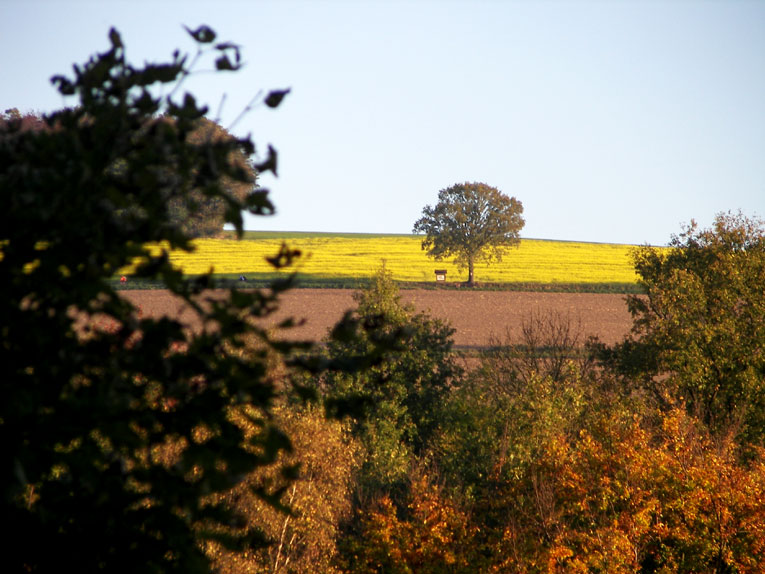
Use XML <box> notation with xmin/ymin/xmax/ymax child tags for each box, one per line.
<box><xmin>319</xmin><ymin>264</ymin><xmax>462</xmax><ymax>494</ymax></box>
<box><xmin>0</xmin><ymin>26</ymin><xmax>307</xmax><ymax>573</ymax></box>
<box><xmin>598</xmin><ymin>212</ymin><xmax>765</xmax><ymax>443</ymax></box>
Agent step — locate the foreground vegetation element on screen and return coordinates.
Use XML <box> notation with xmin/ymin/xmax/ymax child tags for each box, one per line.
<box><xmin>120</xmin><ymin>231</ymin><xmax>648</xmax><ymax>289</ymax></box>
<box><xmin>213</xmin><ymin>213</ymin><xmax>764</xmax><ymax>573</ymax></box>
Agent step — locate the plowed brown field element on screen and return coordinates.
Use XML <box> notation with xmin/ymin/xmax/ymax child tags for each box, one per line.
<box><xmin>122</xmin><ymin>289</ymin><xmax>635</xmax><ymax>349</ymax></box>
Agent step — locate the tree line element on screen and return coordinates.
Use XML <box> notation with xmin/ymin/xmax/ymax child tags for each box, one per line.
<box><xmin>0</xmin><ymin>110</ymin><xmax>258</xmax><ymax>239</ymax></box>
<box><xmin>2</xmin><ymin>24</ymin><xmax>764</xmax><ymax>574</ymax></box>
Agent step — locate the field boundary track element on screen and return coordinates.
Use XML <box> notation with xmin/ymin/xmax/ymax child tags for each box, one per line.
<box><xmin>121</xmin><ymin>288</ymin><xmax>636</xmax><ymax>350</ymax></box>
<box><xmin>114</xmin><ymin>277</ymin><xmax>644</xmax><ymax>294</ymax></box>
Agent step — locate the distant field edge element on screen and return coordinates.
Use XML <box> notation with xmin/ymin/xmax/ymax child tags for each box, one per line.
<box><xmin>113</xmin><ymin>275</ymin><xmax>644</xmax><ymax>294</ymax></box>
<box><xmin>223</xmin><ymin>230</ymin><xmax>659</xmax><ymax>246</ymax></box>
<box><xmin>223</xmin><ymin>230</ymin><xmax>419</xmax><ymax>240</ymax></box>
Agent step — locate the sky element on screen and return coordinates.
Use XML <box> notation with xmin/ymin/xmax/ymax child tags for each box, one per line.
<box><xmin>2</xmin><ymin>0</ymin><xmax>763</xmax><ymax>246</ymax></box>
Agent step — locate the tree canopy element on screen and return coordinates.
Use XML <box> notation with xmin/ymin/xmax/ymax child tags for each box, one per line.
<box><xmin>598</xmin><ymin>211</ymin><xmax>765</xmax><ymax>444</ymax></box>
<box><xmin>413</xmin><ymin>182</ymin><xmax>524</xmax><ymax>285</ymax></box>
<box><xmin>170</xmin><ymin>116</ymin><xmax>260</xmax><ymax>237</ymax></box>
<box><xmin>0</xmin><ymin>110</ymin><xmax>259</xmax><ymax>238</ymax></box>
<box><xmin>317</xmin><ymin>263</ymin><xmax>463</xmax><ymax>494</ymax></box>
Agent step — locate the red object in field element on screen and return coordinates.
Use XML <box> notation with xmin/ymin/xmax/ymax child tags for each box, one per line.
<box><xmin>120</xmin><ymin>276</ymin><xmax>127</xmax><ymax>283</ymax></box>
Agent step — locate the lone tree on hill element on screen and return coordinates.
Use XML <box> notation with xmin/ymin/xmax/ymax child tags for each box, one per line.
<box><xmin>413</xmin><ymin>182</ymin><xmax>524</xmax><ymax>285</ymax></box>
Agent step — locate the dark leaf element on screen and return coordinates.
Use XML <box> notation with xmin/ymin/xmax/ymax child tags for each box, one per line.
<box><xmin>245</xmin><ymin>189</ymin><xmax>275</xmax><ymax>216</ymax></box>
<box><xmin>254</xmin><ymin>145</ymin><xmax>278</xmax><ymax>176</ymax></box>
<box><xmin>265</xmin><ymin>242</ymin><xmax>301</xmax><ymax>270</ymax></box>
<box><xmin>51</xmin><ymin>75</ymin><xmax>75</xmax><ymax>96</ymax></box>
<box><xmin>184</xmin><ymin>24</ymin><xmax>217</xmax><ymax>44</ymax></box>
<box><xmin>215</xmin><ymin>55</ymin><xmax>235</xmax><ymax>71</ymax></box>
<box><xmin>108</xmin><ymin>28</ymin><xmax>123</xmax><ymax>50</ymax></box>
<box><xmin>264</xmin><ymin>89</ymin><xmax>291</xmax><ymax>109</ymax></box>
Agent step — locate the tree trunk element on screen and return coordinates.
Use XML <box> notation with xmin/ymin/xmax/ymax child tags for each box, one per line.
<box><xmin>467</xmin><ymin>259</ymin><xmax>475</xmax><ymax>286</ymax></box>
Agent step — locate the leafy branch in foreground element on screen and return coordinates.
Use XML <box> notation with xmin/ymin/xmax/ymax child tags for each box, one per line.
<box><xmin>0</xmin><ymin>25</ymin><xmax>316</xmax><ymax>573</ymax></box>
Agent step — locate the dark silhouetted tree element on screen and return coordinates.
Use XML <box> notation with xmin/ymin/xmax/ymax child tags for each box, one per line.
<box><xmin>0</xmin><ymin>25</ymin><xmax>312</xmax><ymax>574</ymax></box>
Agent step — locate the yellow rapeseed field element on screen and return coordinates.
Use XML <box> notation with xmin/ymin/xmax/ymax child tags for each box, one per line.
<box><xmin>124</xmin><ymin>232</ymin><xmax>647</xmax><ymax>284</ymax></box>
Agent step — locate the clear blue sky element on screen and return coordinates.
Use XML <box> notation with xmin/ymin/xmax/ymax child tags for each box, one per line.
<box><xmin>2</xmin><ymin>0</ymin><xmax>763</xmax><ymax>245</ymax></box>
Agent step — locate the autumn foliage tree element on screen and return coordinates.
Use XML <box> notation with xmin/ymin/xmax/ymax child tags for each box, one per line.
<box><xmin>204</xmin><ymin>406</ymin><xmax>359</xmax><ymax>574</ymax></box>
<box><xmin>0</xmin><ymin>108</ymin><xmax>47</xmax><ymax>132</ymax></box>
<box><xmin>340</xmin><ymin>468</ymin><xmax>477</xmax><ymax>574</ymax></box>
<box><xmin>413</xmin><ymin>182</ymin><xmax>524</xmax><ymax>285</ymax></box>
<box><xmin>425</xmin><ymin>274</ymin><xmax>765</xmax><ymax>573</ymax></box>
<box><xmin>492</xmin><ymin>407</ymin><xmax>765</xmax><ymax>573</ymax></box>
